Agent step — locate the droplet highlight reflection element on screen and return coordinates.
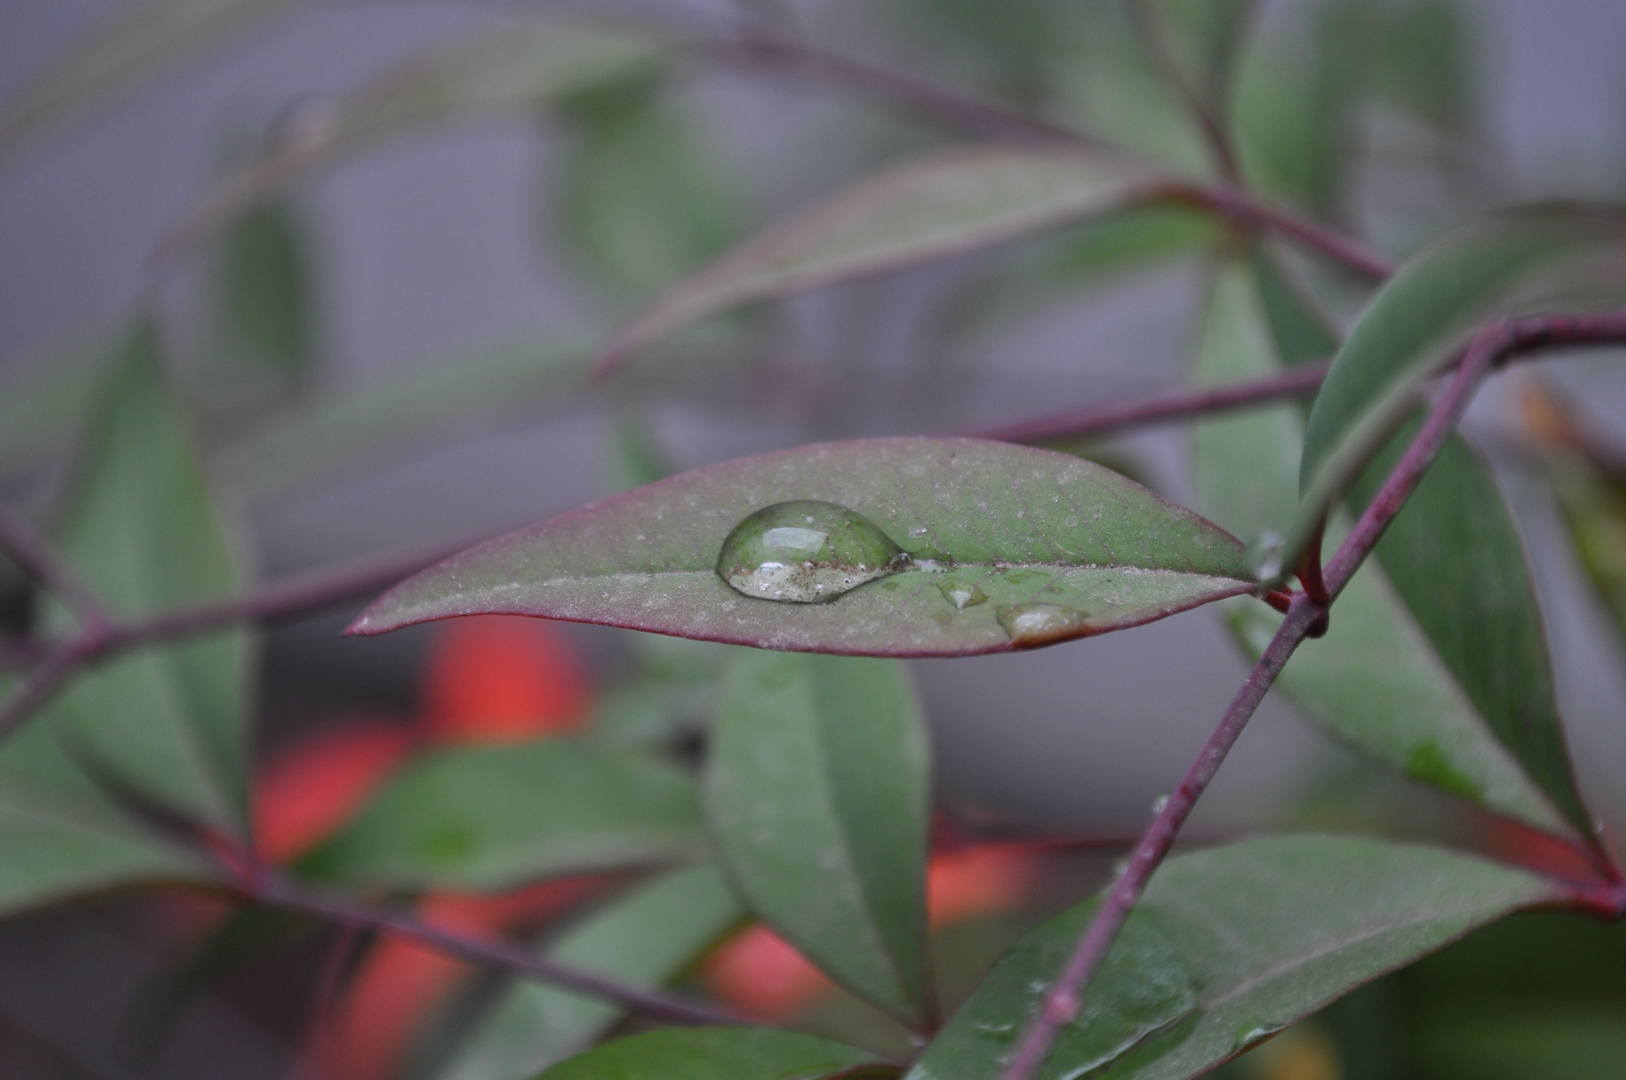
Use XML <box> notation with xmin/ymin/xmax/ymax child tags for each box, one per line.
<box><xmin>716</xmin><ymin>500</ymin><xmax>908</xmax><ymax>604</ymax></box>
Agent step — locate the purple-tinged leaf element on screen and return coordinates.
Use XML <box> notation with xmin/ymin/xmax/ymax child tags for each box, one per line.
<box><xmin>350</xmin><ymin>438</ymin><xmax>1258</xmax><ymax>658</ymax></box>
<box><xmin>599</xmin><ymin>146</ymin><xmax>1164</xmax><ymax>370</ymax></box>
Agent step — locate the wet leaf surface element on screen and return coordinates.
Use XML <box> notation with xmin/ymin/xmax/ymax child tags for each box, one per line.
<box><xmin>908</xmin><ymin>836</ymin><xmax>1556</xmax><ymax>1080</ymax></box>
<box><xmin>351</xmin><ymin>438</ymin><xmax>1258</xmax><ymax>658</ymax></box>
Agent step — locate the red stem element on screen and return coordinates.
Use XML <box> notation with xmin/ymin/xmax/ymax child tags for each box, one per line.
<box><xmin>0</xmin><ymin>502</ymin><xmax>110</xmax><ymax>635</ymax></box>
<box><xmin>999</xmin><ymin>310</ymin><xmax>1626</xmax><ymax>1080</ymax></box>
<box><xmin>254</xmin><ymin>875</ymin><xmax>747</xmax><ymax>1029</ymax></box>
<box><xmin>970</xmin><ymin>360</ymin><xmax>1330</xmax><ymax>444</ymax></box>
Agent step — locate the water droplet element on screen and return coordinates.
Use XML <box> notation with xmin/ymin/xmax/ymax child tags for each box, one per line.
<box><xmin>1150</xmin><ymin>793</ymin><xmax>1170</xmax><ymax>815</ymax></box>
<box><xmin>997</xmin><ymin>603</ymin><xmax>1091</xmax><ymax>647</ymax></box>
<box><xmin>716</xmin><ymin>500</ymin><xmax>907</xmax><ymax>603</ymax></box>
<box><xmin>1248</xmin><ymin>530</ymin><xmax>1285</xmax><ymax>582</ymax></box>
<box><xmin>1232</xmin><ymin>1021</ymin><xmax>1284</xmax><ymax>1052</ymax></box>
<box><xmin>939</xmin><ymin>582</ymin><xmax>988</xmax><ymax>611</ymax></box>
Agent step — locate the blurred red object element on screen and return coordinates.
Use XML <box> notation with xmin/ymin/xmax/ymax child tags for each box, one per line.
<box><xmin>247</xmin><ymin>614</ymin><xmax>595</xmax><ymax>1079</ymax></box>
<box><xmin>421</xmin><ymin>615</ymin><xmax>591</xmax><ymax>744</ymax></box>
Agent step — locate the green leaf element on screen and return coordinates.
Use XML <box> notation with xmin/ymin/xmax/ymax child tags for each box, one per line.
<box><xmin>350</xmin><ymin>437</ymin><xmax>1259</xmax><ymax>658</ymax></box>
<box><xmin>157</xmin><ymin>23</ymin><xmax>660</xmax><ymax>260</ymax></box>
<box><xmin>0</xmin><ymin>321</ymin><xmax>239</xmax><ymax>914</ymax></box>
<box><xmin>0</xmin><ymin>0</ymin><xmax>320</xmax><ymax>167</ymax></box>
<box><xmin>206</xmin><ymin>198</ymin><xmax>315</xmax><ymax>400</ymax></box>
<box><xmin>707</xmin><ymin>653</ymin><xmax>930</xmax><ymax>1021</ymax></box>
<box><xmin>1416</xmin><ymin>1013</ymin><xmax>1626</xmax><ymax>1080</ymax></box>
<box><xmin>27</xmin><ymin>319</ymin><xmax>251</xmax><ymax>834</ymax></box>
<box><xmin>557</xmin><ymin>75</ymin><xmax>742</xmax><ymax>299</ymax></box>
<box><xmin>1192</xmin><ymin>261</ymin><xmax>1575</xmax><ymax>835</ymax></box>
<box><xmin>1374</xmin><ymin>0</ymin><xmax>1471</xmax><ymax>132</ymax></box>
<box><xmin>1289</xmin><ymin>203</ymin><xmax>1626</xmax><ymax>568</ymax></box>
<box><xmin>0</xmin><ymin>755</ymin><xmax>216</xmax><ymax>917</ymax></box>
<box><xmin>301</xmin><ymin>741</ymin><xmax>705</xmax><ymax>890</ymax></box>
<box><xmin>1547</xmin><ymin>457</ymin><xmax>1626</xmax><ymax>646</ymax></box>
<box><xmin>442</xmin><ymin>866</ymin><xmax>743</xmax><ymax>1080</ymax></box>
<box><xmin>600</xmin><ymin>146</ymin><xmax>1164</xmax><ymax>367</ymax></box>
<box><xmin>908</xmin><ymin>835</ymin><xmax>1558</xmax><ymax>1080</ymax></box>
<box><xmin>1348</xmin><ymin>426</ymin><xmax>1593</xmax><ymax>837</ymax></box>
<box><xmin>537</xmin><ymin>1027</ymin><xmax>886</xmax><ymax>1080</ymax></box>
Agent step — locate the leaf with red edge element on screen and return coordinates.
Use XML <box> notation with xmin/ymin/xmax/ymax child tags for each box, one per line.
<box><xmin>349</xmin><ymin>438</ymin><xmax>1258</xmax><ymax>658</ymax></box>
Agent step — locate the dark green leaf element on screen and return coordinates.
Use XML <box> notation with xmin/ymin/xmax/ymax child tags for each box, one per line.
<box><xmin>1348</xmin><ymin>426</ymin><xmax>1592</xmax><ymax>837</ymax></box>
<box><xmin>442</xmin><ymin>866</ymin><xmax>743</xmax><ymax>1080</ymax></box>
<box><xmin>350</xmin><ymin>437</ymin><xmax>1258</xmax><ymax>658</ymax></box>
<box><xmin>0</xmin><ymin>321</ymin><xmax>237</xmax><ymax>914</ymax></box>
<box><xmin>538</xmin><ymin>1027</ymin><xmax>885</xmax><ymax>1080</ymax></box>
<box><xmin>301</xmin><ymin>740</ymin><xmax>704</xmax><ymax>890</ymax></box>
<box><xmin>1416</xmin><ymin>1013</ymin><xmax>1626</xmax><ymax>1080</ymax></box>
<box><xmin>1290</xmin><ymin>203</ymin><xmax>1626</xmax><ymax>567</ymax></box>
<box><xmin>601</xmin><ymin>146</ymin><xmax>1164</xmax><ymax>366</ymax></box>
<box><xmin>1375</xmin><ymin>0</ymin><xmax>1471</xmax><ymax>131</ymax></box>
<box><xmin>909</xmin><ymin>835</ymin><xmax>1557</xmax><ymax>1080</ymax></box>
<box><xmin>157</xmin><ymin>23</ymin><xmax>659</xmax><ymax>259</ymax></box>
<box><xmin>1192</xmin><ymin>261</ymin><xmax>1574</xmax><ymax>835</ymax></box>
<box><xmin>207</xmin><ymin>198</ymin><xmax>315</xmax><ymax>400</ymax></box>
<box><xmin>0</xmin><ymin>0</ymin><xmax>319</xmax><ymax>166</ymax></box>
<box><xmin>707</xmin><ymin>653</ymin><xmax>930</xmax><ymax>1021</ymax></box>
<box><xmin>29</xmin><ymin>319</ymin><xmax>251</xmax><ymax>833</ymax></box>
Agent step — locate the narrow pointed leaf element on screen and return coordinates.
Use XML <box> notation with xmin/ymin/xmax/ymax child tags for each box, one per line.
<box><xmin>157</xmin><ymin>24</ymin><xmax>659</xmax><ymax>260</ymax></box>
<box><xmin>1192</xmin><ymin>261</ymin><xmax>1573</xmax><ymax>835</ymax></box>
<box><xmin>300</xmin><ymin>741</ymin><xmax>704</xmax><ymax>890</ymax></box>
<box><xmin>909</xmin><ymin>836</ymin><xmax>1559</xmax><ymax>1080</ymax></box>
<box><xmin>539</xmin><ymin>1028</ymin><xmax>885</xmax><ymax>1080</ymax></box>
<box><xmin>0</xmin><ymin>0</ymin><xmax>319</xmax><ymax>167</ymax></box>
<box><xmin>207</xmin><ymin>197</ymin><xmax>315</xmax><ymax>399</ymax></box>
<box><xmin>1288</xmin><ymin>203</ymin><xmax>1626</xmax><ymax>566</ymax></box>
<box><xmin>707</xmin><ymin>653</ymin><xmax>930</xmax><ymax>1020</ymax></box>
<box><xmin>26</xmin><ymin>320</ymin><xmax>251</xmax><ymax>834</ymax></box>
<box><xmin>1348</xmin><ymin>425</ymin><xmax>1593</xmax><ymax>837</ymax></box>
<box><xmin>443</xmin><ymin>866</ymin><xmax>743</xmax><ymax>1080</ymax></box>
<box><xmin>600</xmin><ymin>146</ymin><xmax>1165</xmax><ymax>368</ymax></box>
<box><xmin>350</xmin><ymin>437</ymin><xmax>1258</xmax><ymax>658</ymax></box>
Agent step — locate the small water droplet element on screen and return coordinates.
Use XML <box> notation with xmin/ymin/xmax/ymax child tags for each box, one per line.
<box><xmin>1112</xmin><ymin>858</ymin><xmax>1130</xmax><ymax>877</ymax></box>
<box><xmin>1232</xmin><ymin>1021</ymin><xmax>1284</xmax><ymax>1052</ymax></box>
<box><xmin>997</xmin><ymin>603</ymin><xmax>1091</xmax><ymax>647</ymax></box>
<box><xmin>1150</xmin><ymin>793</ymin><xmax>1170</xmax><ymax>815</ymax></box>
<box><xmin>716</xmin><ymin>500</ymin><xmax>907</xmax><ymax>603</ymax></box>
<box><xmin>1248</xmin><ymin>530</ymin><xmax>1285</xmax><ymax>582</ymax></box>
<box><xmin>939</xmin><ymin>582</ymin><xmax>988</xmax><ymax>611</ymax></box>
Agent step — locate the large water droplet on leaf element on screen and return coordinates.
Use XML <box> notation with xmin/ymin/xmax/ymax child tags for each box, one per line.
<box><xmin>716</xmin><ymin>500</ymin><xmax>908</xmax><ymax>603</ymax></box>
<box><xmin>997</xmin><ymin>603</ymin><xmax>1092</xmax><ymax>647</ymax></box>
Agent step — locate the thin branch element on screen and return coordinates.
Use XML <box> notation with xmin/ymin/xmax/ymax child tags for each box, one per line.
<box><xmin>0</xmin><ymin>502</ymin><xmax>110</xmax><ymax>633</ymax></box>
<box><xmin>969</xmin><ymin>360</ymin><xmax>1330</xmax><ymax>444</ymax></box>
<box><xmin>258</xmin><ymin>877</ymin><xmax>746</xmax><ymax>1029</ymax></box>
<box><xmin>0</xmin><ymin>640</ymin><xmax>93</xmax><ymax>740</ymax></box>
<box><xmin>701</xmin><ymin>31</ymin><xmax>1088</xmax><ymax>147</ymax></box>
<box><xmin>1129</xmin><ymin>0</ymin><xmax>1241</xmax><ymax>182</ymax></box>
<box><xmin>998</xmin><ymin>592</ymin><xmax>1323</xmax><ymax>1080</ymax></box>
<box><xmin>0</xmin><ymin>543</ymin><xmax>454</xmax><ymax>743</ymax></box>
<box><xmin>695</xmin><ymin>28</ymin><xmax>1394</xmax><ymax>281</ymax></box>
<box><xmin>998</xmin><ymin>310</ymin><xmax>1626</xmax><ymax>1080</ymax></box>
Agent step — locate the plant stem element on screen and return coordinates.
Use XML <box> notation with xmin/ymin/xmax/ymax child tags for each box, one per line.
<box><xmin>1129</xmin><ymin>0</ymin><xmax>1242</xmax><ymax>182</ymax></box>
<box><xmin>970</xmin><ymin>360</ymin><xmax>1330</xmax><ymax>444</ymax></box>
<box><xmin>995</xmin><ymin>592</ymin><xmax>1323</xmax><ymax>1080</ymax></box>
<box><xmin>0</xmin><ymin>502</ymin><xmax>110</xmax><ymax>634</ymax></box>
<box><xmin>998</xmin><ymin>310</ymin><xmax>1626</xmax><ymax>1080</ymax></box>
<box><xmin>255</xmin><ymin>876</ymin><xmax>747</xmax><ymax>1029</ymax></box>
<box><xmin>0</xmin><ymin>544</ymin><xmax>454</xmax><ymax>743</ymax></box>
<box><xmin>1169</xmin><ymin>183</ymin><xmax>1393</xmax><ymax>279</ymax></box>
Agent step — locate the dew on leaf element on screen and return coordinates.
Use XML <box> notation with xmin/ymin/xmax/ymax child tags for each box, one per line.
<box><xmin>715</xmin><ymin>500</ymin><xmax>908</xmax><ymax>603</ymax></box>
<box><xmin>940</xmin><ymin>582</ymin><xmax>988</xmax><ymax>611</ymax></box>
<box><xmin>997</xmin><ymin>602</ymin><xmax>1092</xmax><ymax>647</ymax></box>
<box><xmin>1248</xmin><ymin>530</ymin><xmax>1285</xmax><ymax>582</ymax></box>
